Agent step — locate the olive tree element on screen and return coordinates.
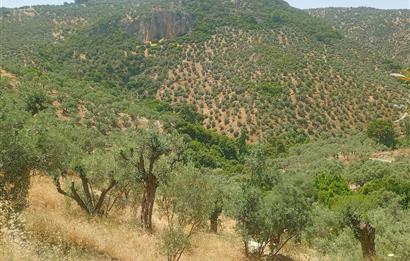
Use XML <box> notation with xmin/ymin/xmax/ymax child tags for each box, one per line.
<box><xmin>366</xmin><ymin>119</ymin><xmax>396</xmax><ymax>148</ymax></box>
<box><xmin>308</xmin><ymin>160</ymin><xmax>410</xmax><ymax>261</ymax></box>
<box><xmin>333</xmin><ymin>194</ymin><xmax>378</xmax><ymax>261</ymax></box>
<box><xmin>157</xmin><ymin>164</ymin><xmax>216</xmax><ymax>261</ymax></box>
<box><xmin>208</xmin><ymin>173</ymin><xmax>228</xmax><ymax>233</ymax></box>
<box><xmin>38</xmin><ymin>124</ymin><xmax>131</xmax><ymax>216</ymax></box>
<box><xmin>119</xmin><ymin>129</ymin><xmax>185</xmax><ymax>231</ymax></box>
<box><xmin>0</xmin><ymin>91</ymin><xmax>38</xmax><ymax>211</ymax></box>
<box><xmin>231</xmin><ymin>144</ymin><xmax>311</xmax><ymax>258</ymax></box>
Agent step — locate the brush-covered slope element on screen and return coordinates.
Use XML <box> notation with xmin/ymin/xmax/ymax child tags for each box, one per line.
<box><xmin>1</xmin><ymin>0</ymin><xmax>408</xmax><ymax>141</ymax></box>
<box><xmin>0</xmin><ymin>1</ymin><xmax>148</xmax><ymax>65</ymax></box>
<box><xmin>308</xmin><ymin>7</ymin><xmax>410</xmax><ymax>67</ymax></box>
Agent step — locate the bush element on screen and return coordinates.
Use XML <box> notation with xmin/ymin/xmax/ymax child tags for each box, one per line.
<box><xmin>367</xmin><ymin>119</ymin><xmax>396</xmax><ymax>148</ymax></box>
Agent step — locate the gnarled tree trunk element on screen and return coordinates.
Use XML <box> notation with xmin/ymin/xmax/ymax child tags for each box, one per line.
<box><xmin>209</xmin><ymin>207</ymin><xmax>222</xmax><ymax>233</ymax></box>
<box><xmin>210</xmin><ymin>217</ymin><xmax>218</xmax><ymax>233</ymax></box>
<box><xmin>55</xmin><ymin>170</ymin><xmax>117</xmax><ymax>216</ymax></box>
<box><xmin>140</xmin><ymin>174</ymin><xmax>157</xmax><ymax>231</ymax></box>
<box><xmin>357</xmin><ymin>223</ymin><xmax>376</xmax><ymax>261</ymax></box>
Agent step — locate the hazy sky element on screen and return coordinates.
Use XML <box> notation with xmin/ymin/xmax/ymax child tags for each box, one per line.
<box><xmin>1</xmin><ymin>0</ymin><xmax>409</xmax><ymax>9</ymax></box>
<box><xmin>287</xmin><ymin>0</ymin><xmax>410</xmax><ymax>9</ymax></box>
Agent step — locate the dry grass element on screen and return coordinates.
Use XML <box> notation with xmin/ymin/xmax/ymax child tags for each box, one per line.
<box><xmin>0</xmin><ymin>236</ymin><xmax>34</xmax><ymax>261</ymax></box>
<box><xmin>26</xmin><ymin>176</ymin><xmax>159</xmax><ymax>260</ymax></box>
<box><xmin>21</xmin><ymin>176</ymin><xmax>244</xmax><ymax>261</ymax></box>
<box><xmin>185</xmin><ymin>232</ymin><xmax>243</xmax><ymax>261</ymax></box>
<box><xmin>0</xmin><ymin>68</ymin><xmax>18</xmax><ymax>89</ymax></box>
<box><xmin>5</xmin><ymin>175</ymin><xmax>330</xmax><ymax>261</ymax></box>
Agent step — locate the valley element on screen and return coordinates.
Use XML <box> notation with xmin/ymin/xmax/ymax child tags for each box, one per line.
<box><xmin>1</xmin><ymin>0</ymin><xmax>409</xmax><ymax>260</ymax></box>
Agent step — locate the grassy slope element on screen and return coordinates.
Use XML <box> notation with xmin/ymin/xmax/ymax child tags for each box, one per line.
<box><xmin>3</xmin><ymin>175</ymin><xmax>330</xmax><ymax>261</ymax></box>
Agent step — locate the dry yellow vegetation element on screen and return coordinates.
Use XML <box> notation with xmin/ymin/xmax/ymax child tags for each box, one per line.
<box><xmin>16</xmin><ymin>176</ymin><xmax>243</xmax><ymax>260</ymax></box>
<box><xmin>0</xmin><ymin>175</ymin><xmax>330</xmax><ymax>261</ymax></box>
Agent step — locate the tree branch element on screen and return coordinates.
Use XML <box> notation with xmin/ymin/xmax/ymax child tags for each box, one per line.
<box><xmin>78</xmin><ymin>168</ymin><xmax>94</xmax><ymax>209</ymax></box>
<box><xmin>120</xmin><ymin>149</ymin><xmax>139</xmax><ymax>168</ymax></box>
<box><xmin>55</xmin><ymin>177</ymin><xmax>71</xmax><ymax>198</ymax></box>
<box><xmin>94</xmin><ymin>179</ymin><xmax>117</xmax><ymax>215</ymax></box>
<box><xmin>69</xmin><ymin>181</ymin><xmax>91</xmax><ymax>215</ymax></box>
<box><xmin>271</xmin><ymin>234</ymin><xmax>296</xmax><ymax>257</ymax></box>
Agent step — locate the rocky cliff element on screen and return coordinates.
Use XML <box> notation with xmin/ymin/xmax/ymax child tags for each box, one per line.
<box><xmin>122</xmin><ymin>9</ymin><xmax>195</xmax><ymax>42</ymax></box>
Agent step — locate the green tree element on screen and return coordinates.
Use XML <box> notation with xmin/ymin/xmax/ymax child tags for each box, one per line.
<box><xmin>231</xmin><ymin>145</ymin><xmax>311</xmax><ymax>258</ymax></box>
<box><xmin>236</xmin><ymin>129</ymin><xmax>249</xmax><ymax>157</ymax></box>
<box><xmin>38</xmin><ymin>124</ymin><xmax>130</xmax><ymax>216</ymax></box>
<box><xmin>367</xmin><ymin>120</ymin><xmax>396</xmax><ymax>148</ymax></box>
<box><xmin>314</xmin><ymin>168</ymin><xmax>351</xmax><ymax>206</ymax></box>
<box><xmin>24</xmin><ymin>90</ymin><xmax>48</xmax><ymax>115</ymax></box>
<box><xmin>158</xmin><ymin>164</ymin><xmax>215</xmax><ymax>261</ymax></box>
<box><xmin>0</xmin><ymin>91</ymin><xmax>38</xmax><ymax>211</ymax></box>
<box><xmin>333</xmin><ymin>194</ymin><xmax>378</xmax><ymax>261</ymax></box>
<box><xmin>119</xmin><ymin>129</ymin><xmax>184</xmax><ymax>231</ymax></box>
<box><xmin>208</xmin><ymin>174</ymin><xmax>227</xmax><ymax>233</ymax></box>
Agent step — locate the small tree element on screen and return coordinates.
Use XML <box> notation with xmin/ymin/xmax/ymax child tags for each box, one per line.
<box><xmin>24</xmin><ymin>90</ymin><xmax>48</xmax><ymax>115</ymax></box>
<box><xmin>38</xmin><ymin>125</ymin><xmax>130</xmax><ymax>216</ymax></box>
<box><xmin>55</xmin><ymin>149</ymin><xmax>130</xmax><ymax>216</ymax></box>
<box><xmin>209</xmin><ymin>181</ymin><xmax>224</xmax><ymax>233</ymax></box>
<box><xmin>367</xmin><ymin>120</ymin><xmax>396</xmax><ymax>148</ymax></box>
<box><xmin>333</xmin><ymin>195</ymin><xmax>378</xmax><ymax>261</ymax></box>
<box><xmin>158</xmin><ymin>164</ymin><xmax>215</xmax><ymax>261</ymax></box>
<box><xmin>0</xmin><ymin>92</ymin><xmax>38</xmax><ymax>211</ymax></box>
<box><xmin>120</xmin><ymin>129</ymin><xmax>184</xmax><ymax>231</ymax></box>
<box><xmin>204</xmin><ymin>170</ymin><xmax>230</xmax><ymax>233</ymax></box>
<box><xmin>231</xmin><ymin>144</ymin><xmax>311</xmax><ymax>258</ymax></box>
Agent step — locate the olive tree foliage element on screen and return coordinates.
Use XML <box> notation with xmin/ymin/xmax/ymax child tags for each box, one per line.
<box><xmin>230</xmin><ymin>144</ymin><xmax>311</xmax><ymax>258</ymax></box>
<box><xmin>118</xmin><ymin>128</ymin><xmax>186</xmax><ymax>231</ymax></box>
<box><xmin>207</xmin><ymin>171</ymin><xmax>230</xmax><ymax>233</ymax></box>
<box><xmin>403</xmin><ymin>117</ymin><xmax>410</xmax><ymax>144</ymax></box>
<box><xmin>0</xmin><ymin>91</ymin><xmax>38</xmax><ymax>211</ymax></box>
<box><xmin>157</xmin><ymin>164</ymin><xmax>216</xmax><ymax>261</ymax></box>
<box><xmin>309</xmin><ymin>193</ymin><xmax>410</xmax><ymax>261</ymax></box>
<box><xmin>37</xmin><ymin>122</ymin><xmax>132</xmax><ymax>216</ymax></box>
<box><xmin>305</xmin><ymin>203</ymin><xmax>362</xmax><ymax>260</ymax></box>
<box><xmin>307</xmin><ymin>158</ymin><xmax>410</xmax><ymax>261</ymax></box>
<box><xmin>333</xmin><ymin>194</ymin><xmax>378</xmax><ymax>261</ymax></box>
<box><xmin>366</xmin><ymin>119</ymin><xmax>396</xmax><ymax>148</ymax></box>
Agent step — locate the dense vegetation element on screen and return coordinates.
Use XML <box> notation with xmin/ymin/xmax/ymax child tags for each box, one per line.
<box><xmin>308</xmin><ymin>7</ymin><xmax>410</xmax><ymax>67</ymax></box>
<box><xmin>1</xmin><ymin>0</ymin><xmax>408</xmax><ymax>141</ymax></box>
<box><xmin>1</xmin><ymin>0</ymin><xmax>409</xmax><ymax>260</ymax></box>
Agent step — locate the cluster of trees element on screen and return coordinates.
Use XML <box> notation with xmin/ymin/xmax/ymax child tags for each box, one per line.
<box><xmin>2</xmin><ymin>84</ymin><xmax>409</xmax><ymax>260</ymax></box>
<box><xmin>366</xmin><ymin>119</ymin><xmax>396</xmax><ymax>148</ymax></box>
<box><xmin>2</xmin><ymin>0</ymin><xmax>402</xmax><ymax>141</ymax></box>
<box><xmin>1</xmin><ymin>1</ymin><xmax>409</xmax><ymax>260</ymax></box>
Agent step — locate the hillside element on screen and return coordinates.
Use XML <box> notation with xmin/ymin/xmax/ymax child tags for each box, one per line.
<box><xmin>1</xmin><ymin>0</ymin><xmax>408</xmax><ymax>141</ymax></box>
<box><xmin>308</xmin><ymin>7</ymin><xmax>410</xmax><ymax>67</ymax></box>
<box><xmin>1</xmin><ymin>1</ymin><xmax>410</xmax><ymax>261</ymax></box>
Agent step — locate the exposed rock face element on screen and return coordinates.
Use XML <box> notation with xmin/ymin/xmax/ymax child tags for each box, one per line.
<box><xmin>122</xmin><ymin>9</ymin><xmax>195</xmax><ymax>42</ymax></box>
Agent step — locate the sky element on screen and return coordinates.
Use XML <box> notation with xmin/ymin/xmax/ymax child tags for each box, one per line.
<box><xmin>0</xmin><ymin>0</ymin><xmax>409</xmax><ymax>9</ymax></box>
<box><xmin>287</xmin><ymin>0</ymin><xmax>410</xmax><ymax>9</ymax></box>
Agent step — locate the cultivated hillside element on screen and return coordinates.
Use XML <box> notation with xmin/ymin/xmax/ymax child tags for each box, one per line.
<box><xmin>2</xmin><ymin>1</ymin><xmax>410</xmax><ymax>261</ymax></box>
<box><xmin>308</xmin><ymin>7</ymin><xmax>410</xmax><ymax>67</ymax></box>
<box><xmin>1</xmin><ymin>0</ymin><xmax>408</xmax><ymax>142</ymax></box>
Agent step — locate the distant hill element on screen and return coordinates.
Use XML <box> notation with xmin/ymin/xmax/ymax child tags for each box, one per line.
<box><xmin>308</xmin><ymin>7</ymin><xmax>410</xmax><ymax>67</ymax></box>
<box><xmin>1</xmin><ymin>0</ymin><xmax>408</xmax><ymax>141</ymax></box>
